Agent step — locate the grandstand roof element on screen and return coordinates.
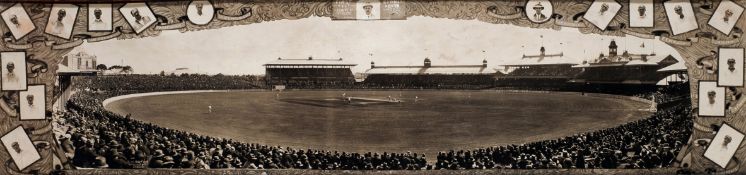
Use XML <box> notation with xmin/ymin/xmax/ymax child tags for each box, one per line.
<box><xmin>501</xmin><ymin>47</ymin><xmax>576</xmax><ymax>66</ymax></box>
<box><xmin>657</xmin><ymin>62</ymin><xmax>687</xmax><ymax>72</ymax></box>
<box><xmin>263</xmin><ymin>57</ymin><xmax>357</xmax><ymax>66</ymax></box>
<box><xmin>500</xmin><ymin>56</ymin><xmax>578</xmax><ymax>66</ymax></box>
<box><xmin>625</xmin><ymin>60</ymin><xmax>659</xmax><ymax>66</ymax></box>
<box><xmin>365</xmin><ymin>65</ymin><xmax>490</xmax><ymax>75</ymax></box>
<box><xmin>572</xmin><ymin>53</ymin><xmax>672</xmax><ymax>68</ymax></box>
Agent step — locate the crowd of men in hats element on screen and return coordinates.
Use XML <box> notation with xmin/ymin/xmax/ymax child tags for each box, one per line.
<box><xmin>56</xmin><ymin>75</ymin><xmax>691</xmax><ymax>170</ymax></box>
<box><xmin>434</xmin><ymin>84</ymin><xmax>693</xmax><ymax>169</ymax></box>
<box><xmin>71</xmin><ymin>74</ymin><xmax>266</xmax><ymax>92</ymax></box>
<box><xmin>58</xmin><ymin>91</ymin><xmax>426</xmax><ymax>170</ymax></box>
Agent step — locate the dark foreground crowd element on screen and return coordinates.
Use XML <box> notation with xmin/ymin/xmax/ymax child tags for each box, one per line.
<box><xmin>60</xmin><ymin>92</ymin><xmax>426</xmax><ymax>170</ymax></box>
<box><xmin>434</xmin><ymin>100</ymin><xmax>691</xmax><ymax>169</ymax></box>
<box><xmin>57</xmin><ymin>76</ymin><xmax>692</xmax><ymax>170</ymax></box>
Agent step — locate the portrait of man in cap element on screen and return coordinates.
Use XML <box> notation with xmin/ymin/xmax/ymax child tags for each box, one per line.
<box><xmin>355</xmin><ymin>0</ymin><xmax>380</xmax><ymax>20</ymax></box>
<box><xmin>532</xmin><ymin>3</ymin><xmax>547</xmax><ymax>21</ymax></box>
<box><xmin>525</xmin><ymin>0</ymin><xmax>552</xmax><ymax>23</ymax></box>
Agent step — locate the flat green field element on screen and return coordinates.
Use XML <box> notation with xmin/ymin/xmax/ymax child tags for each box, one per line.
<box><xmin>105</xmin><ymin>90</ymin><xmax>651</xmax><ymax>161</ymax></box>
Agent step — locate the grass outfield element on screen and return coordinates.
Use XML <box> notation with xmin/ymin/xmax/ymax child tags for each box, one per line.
<box><xmin>105</xmin><ymin>90</ymin><xmax>651</xmax><ymax>162</ymax></box>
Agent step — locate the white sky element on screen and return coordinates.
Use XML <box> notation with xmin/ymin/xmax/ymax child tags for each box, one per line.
<box><xmin>76</xmin><ymin>16</ymin><xmax>683</xmax><ymax>75</ymax></box>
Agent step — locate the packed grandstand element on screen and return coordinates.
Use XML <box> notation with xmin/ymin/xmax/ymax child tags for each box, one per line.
<box><xmin>52</xmin><ymin>73</ymin><xmax>693</xmax><ymax>170</ymax></box>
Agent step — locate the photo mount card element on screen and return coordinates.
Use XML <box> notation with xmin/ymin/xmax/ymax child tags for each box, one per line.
<box><xmin>698</xmin><ymin>81</ymin><xmax>726</xmax><ymax>117</ymax></box>
<box><xmin>708</xmin><ymin>0</ymin><xmax>745</xmax><ymax>35</ymax></box>
<box><xmin>88</xmin><ymin>4</ymin><xmax>113</xmax><ymax>32</ymax></box>
<box><xmin>1</xmin><ymin>126</ymin><xmax>41</xmax><ymax>171</ymax></box>
<box><xmin>1</xmin><ymin>52</ymin><xmax>28</xmax><ymax>91</ymax></box>
<box><xmin>44</xmin><ymin>4</ymin><xmax>79</xmax><ymax>40</ymax></box>
<box><xmin>583</xmin><ymin>0</ymin><xmax>622</xmax><ymax>30</ymax></box>
<box><xmin>119</xmin><ymin>3</ymin><xmax>157</xmax><ymax>34</ymax></box>
<box><xmin>664</xmin><ymin>0</ymin><xmax>698</xmax><ymax>35</ymax></box>
<box><xmin>718</xmin><ymin>48</ymin><xmax>744</xmax><ymax>87</ymax></box>
<box><xmin>19</xmin><ymin>85</ymin><xmax>46</xmax><ymax>120</ymax></box>
<box><xmin>704</xmin><ymin>123</ymin><xmax>745</xmax><ymax>168</ymax></box>
<box><xmin>629</xmin><ymin>0</ymin><xmax>654</xmax><ymax>27</ymax></box>
<box><xmin>0</xmin><ymin>3</ymin><xmax>36</xmax><ymax>40</ymax></box>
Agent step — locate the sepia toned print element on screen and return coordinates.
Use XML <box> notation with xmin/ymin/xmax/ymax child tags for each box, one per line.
<box><xmin>0</xmin><ymin>1</ymin><xmax>743</xmax><ymax>174</ymax></box>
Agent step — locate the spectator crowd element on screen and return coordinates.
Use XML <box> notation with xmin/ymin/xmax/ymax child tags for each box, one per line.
<box><xmin>56</xmin><ymin>75</ymin><xmax>692</xmax><ymax>170</ymax></box>
<box><xmin>59</xmin><ymin>91</ymin><xmax>426</xmax><ymax>170</ymax></box>
<box><xmin>434</xmin><ymin>100</ymin><xmax>691</xmax><ymax>169</ymax></box>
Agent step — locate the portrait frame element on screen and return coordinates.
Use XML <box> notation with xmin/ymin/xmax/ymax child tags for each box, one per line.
<box><xmin>628</xmin><ymin>0</ymin><xmax>654</xmax><ymax>28</ymax></box>
<box><xmin>0</xmin><ymin>51</ymin><xmax>28</xmax><ymax>91</ymax></box>
<box><xmin>524</xmin><ymin>0</ymin><xmax>554</xmax><ymax>24</ymax></box>
<box><xmin>118</xmin><ymin>2</ymin><xmax>157</xmax><ymax>34</ymax></box>
<box><xmin>664</xmin><ymin>0</ymin><xmax>699</xmax><ymax>35</ymax></box>
<box><xmin>1</xmin><ymin>125</ymin><xmax>41</xmax><ymax>171</ymax></box>
<box><xmin>0</xmin><ymin>3</ymin><xmax>37</xmax><ymax>40</ymax></box>
<box><xmin>87</xmin><ymin>3</ymin><xmax>114</xmax><ymax>32</ymax></box>
<box><xmin>703</xmin><ymin>122</ymin><xmax>746</xmax><ymax>169</ymax></box>
<box><xmin>707</xmin><ymin>0</ymin><xmax>745</xmax><ymax>36</ymax></box>
<box><xmin>583</xmin><ymin>0</ymin><xmax>622</xmax><ymax>31</ymax></box>
<box><xmin>18</xmin><ymin>84</ymin><xmax>46</xmax><ymax>121</ymax></box>
<box><xmin>44</xmin><ymin>4</ymin><xmax>80</xmax><ymax>40</ymax></box>
<box><xmin>717</xmin><ymin>47</ymin><xmax>745</xmax><ymax>87</ymax></box>
<box><xmin>186</xmin><ymin>0</ymin><xmax>215</xmax><ymax>26</ymax></box>
<box><xmin>355</xmin><ymin>0</ymin><xmax>381</xmax><ymax>20</ymax></box>
<box><xmin>698</xmin><ymin>81</ymin><xmax>726</xmax><ymax>117</ymax></box>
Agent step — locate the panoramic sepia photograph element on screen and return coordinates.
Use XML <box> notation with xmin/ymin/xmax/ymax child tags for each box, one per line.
<box><xmin>0</xmin><ymin>0</ymin><xmax>744</xmax><ymax>175</ymax></box>
<box><xmin>59</xmin><ymin>14</ymin><xmax>695</xmax><ymax>170</ymax></box>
